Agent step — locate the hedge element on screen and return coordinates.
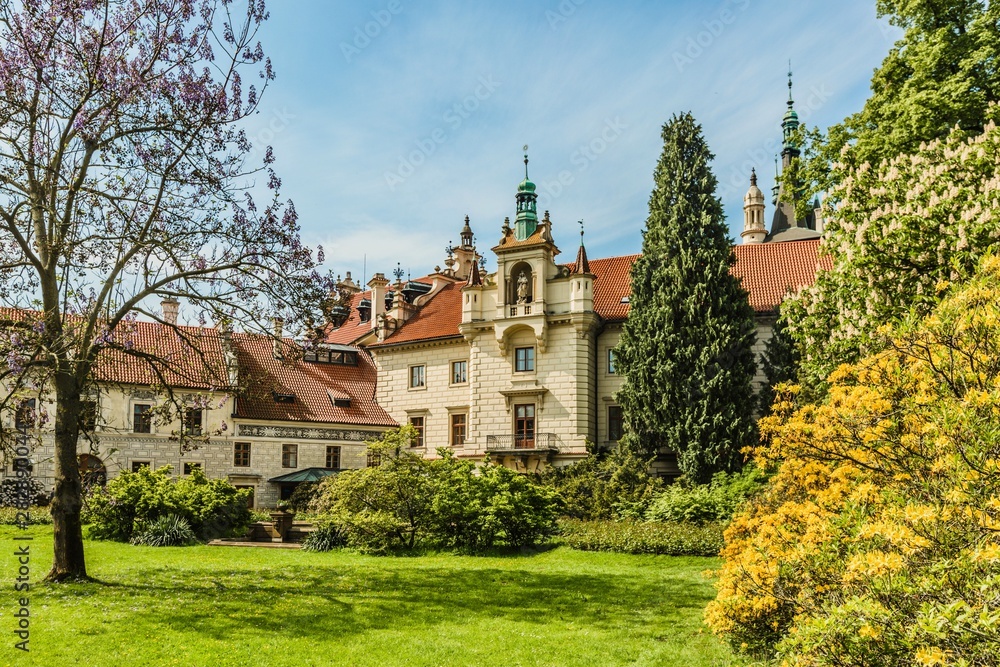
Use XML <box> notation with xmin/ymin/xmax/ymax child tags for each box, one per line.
<box><xmin>558</xmin><ymin>519</ymin><xmax>724</xmax><ymax>556</ymax></box>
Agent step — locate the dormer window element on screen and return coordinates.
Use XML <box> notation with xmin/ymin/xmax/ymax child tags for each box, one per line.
<box><xmin>334</xmin><ymin>398</ymin><xmax>351</xmax><ymax>408</ymax></box>
<box><xmin>273</xmin><ymin>391</ymin><xmax>296</xmax><ymax>403</ymax></box>
<box><xmin>304</xmin><ymin>346</ymin><xmax>359</xmax><ymax>366</ymax></box>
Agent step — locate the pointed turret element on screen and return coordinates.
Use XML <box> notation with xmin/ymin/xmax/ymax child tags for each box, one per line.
<box><xmin>453</xmin><ymin>216</ymin><xmax>479</xmax><ymax>280</ymax></box>
<box><xmin>781</xmin><ymin>63</ymin><xmax>800</xmax><ymax>170</ymax></box>
<box><xmin>570</xmin><ymin>221</ymin><xmax>594</xmax><ymax>313</ymax></box>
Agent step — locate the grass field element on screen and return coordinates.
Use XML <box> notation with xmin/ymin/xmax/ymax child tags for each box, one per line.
<box><xmin>0</xmin><ymin>526</ymin><xmax>743</xmax><ymax>666</ymax></box>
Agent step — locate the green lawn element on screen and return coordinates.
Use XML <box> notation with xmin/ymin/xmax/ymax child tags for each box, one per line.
<box><xmin>0</xmin><ymin>526</ymin><xmax>742</xmax><ymax>666</ymax></box>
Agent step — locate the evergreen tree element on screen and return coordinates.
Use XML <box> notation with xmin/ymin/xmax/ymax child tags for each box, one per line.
<box><xmin>757</xmin><ymin>309</ymin><xmax>800</xmax><ymax>415</ymax></box>
<box><xmin>615</xmin><ymin>113</ymin><xmax>758</xmax><ymax>484</ymax></box>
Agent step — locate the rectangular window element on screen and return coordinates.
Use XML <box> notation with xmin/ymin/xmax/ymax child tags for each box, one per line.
<box><xmin>409</xmin><ymin>365</ymin><xmax>426</xmax><ymax>388</ymax></box>
<box><xmin>450</xmin><ymin>413</ymin><xmax>467</xmax><ymax>447</ymax></box>
<box><xmin>234</xmin><ymin>442</ymin><xmax>251</xmax><ymax>467</ymax></box>
<box><xmin>409</xmin><ymin>416</ymin><xmax>425</xmax><ymax>447</ymax></box>
<box><xmin>514</xmin><ymin>347</ymin><xmax>535</xmax><ymax>372</ymax></box>
<box><xmin>515</xmin><ymin>404</ymin><xmax>535</xmax><ymax>449</ymax></box>
<box><xmin>131</xmin><ymin>461</ymin><xmax>151</xmax><ymax>473</ymax></box>
<box><xmin>183</xmin><ymin>462</ymin><xmax>202</xmax><ymax>475</ymax></box>
<box><xmin>325</xmin><ymin>445</ymin><xmax>341</xmax><ymax>470</ymax></box>
<box><xmin>79</xmin><ymin>400</ymin><xmax>97</xmax><ymax>432</ymax></box>
<box><xmin>133</xmin><ymin>403</ymin><xmax>152</xmax><ymax>434</ymax></box>
<box><xmin>14</xmin><ymin>399</ymin><xmax>36</xmax><ymax>431</ymax></box>
<box><xmin>281</xmin><ymin>444</ymin><xmax>298</xmax><ymax>469</ymax></box>
<box><xmin>608</xmin><ymin>406</ymin><xmax>623</xmax><ymax>442</ymax></box>
<box><xmin>183</xmin><ymin>408</ymin><xmax>203</xmax><ymax>436</ymax></box>
<box><xmin>607</xmin><ymin>349</ymin><xmax>617</xmax><ymax>375</ymax></box>
<box><xmin>451</xmin><ymin>360</ymin><xmax>468</xmax><ymax>385</ymax></box>
<box><xmin>367</xmin><ymin>451</ymin><xmax>381</xmax><ymax>468</ymax></box>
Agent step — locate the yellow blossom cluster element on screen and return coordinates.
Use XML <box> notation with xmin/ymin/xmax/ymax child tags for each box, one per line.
<box><xmin>705</xmin><ymin>256</ymin><xmax>1000</xmax><ymax>664</ymax></box>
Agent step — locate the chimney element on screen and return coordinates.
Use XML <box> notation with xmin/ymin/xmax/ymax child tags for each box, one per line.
<box><xmin>367</xmin><ymin>273</ymin><xmax>389</xmax><ymax>331</ymax></box>
<box><xmin>273</xmin><ymin>317</ymin><xmax>284</xmax><ymax>359</ymax></box>
<box><xmin>161</xmin><ymin>297</ymin><xmax>180</xmax><ymax>325</ymax></box>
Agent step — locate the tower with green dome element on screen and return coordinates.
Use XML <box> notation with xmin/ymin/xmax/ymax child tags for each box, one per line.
<box><xmin>514</xmin><ymin>147</ymin><xmax>539</xmax><ymax>241</ymax></box>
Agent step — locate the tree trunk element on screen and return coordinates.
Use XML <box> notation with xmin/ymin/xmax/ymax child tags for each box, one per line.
<box><xmin>46</xmin><ymin>369</ymin><xmax>87</xmax><ymax>582</ymax></box>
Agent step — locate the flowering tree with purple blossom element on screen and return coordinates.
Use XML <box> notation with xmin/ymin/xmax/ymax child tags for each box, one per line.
<box><xmin>0</xmin><ymin>0</ymin><xmax>334</xmax><ymax>581</ymax></box>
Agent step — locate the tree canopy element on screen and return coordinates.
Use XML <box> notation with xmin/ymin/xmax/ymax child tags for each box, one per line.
<box><xmin>614</xmin><ymin>112</ymin><xmax>757</xmax><ymax>483</ymax></box>
<box><xmin>0</xmin><ymin>0</ymin><xmax>332</xmax><ymax>581</ymax></box>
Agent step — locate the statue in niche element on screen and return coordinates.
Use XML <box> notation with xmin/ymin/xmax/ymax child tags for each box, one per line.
<box><xmin>516</xmin><ymin>270</ymin><xmax>529</xmax><ymax>304</ymax></box>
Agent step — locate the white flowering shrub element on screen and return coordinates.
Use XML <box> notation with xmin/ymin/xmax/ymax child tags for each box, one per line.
<box><xmin>785</xmin><ymin>114</ymin><xmax>1000</xmax><ymax>389</ymax></box>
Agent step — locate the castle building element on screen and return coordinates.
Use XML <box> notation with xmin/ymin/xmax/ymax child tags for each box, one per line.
<box><xmin>2</xmin><ymin>77</ymin><xmax>829</xmax><ymax>502</ymax></box>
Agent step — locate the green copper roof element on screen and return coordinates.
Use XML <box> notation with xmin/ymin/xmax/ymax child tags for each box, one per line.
<box><xmin>268</xmin><ymin>467</ymin><xmax>339</xmax><ymax>484</ymax></box>
<box><xmin>514</xmin><ymin>149</ymin><xmax>539</xmax><ymax>240</ymax></box>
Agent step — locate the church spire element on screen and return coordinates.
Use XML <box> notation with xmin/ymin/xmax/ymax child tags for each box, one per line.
<box><xmin>514</xmin><ymin>146</ymin><xmax>539</xmax><ymax>241</ymax></box>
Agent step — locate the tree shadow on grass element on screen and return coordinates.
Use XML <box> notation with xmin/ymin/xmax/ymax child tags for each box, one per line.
<box><xmin>42</xmin><ymin>558</ymin><xmax>716</xmax><ymax>644</ymax></box>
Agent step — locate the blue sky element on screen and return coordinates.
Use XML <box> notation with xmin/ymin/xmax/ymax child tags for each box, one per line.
<box><xmin>245</xmin><ymin>0</ymin><xmax>900</xmax><ymax>282</ymax></box>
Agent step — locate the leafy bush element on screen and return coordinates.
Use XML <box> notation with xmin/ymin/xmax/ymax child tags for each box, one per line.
<box><xmin>85</xmin><ymin>466</ymin><xmax>251</xmax><ymax>542</ymax></box>
<box><xmin>706</xmin><ymin>256</ymin><xmax>1000</xmax><ymax>665</ymax></box>
<box><xmin>309</xmin><ymin>427</ymin><xmax>561</xmax><ymax>554</ymax></box>
<box><xmin>645</xmin><ymin>467</ymin><xmax>767</xmax><ymax>525</ymax></box>
<box><xmin>129</xmin><ymin>514</ymin><xmax>196</xmax><ymax>547</ymax></box>
<box><xmin>0</xmin><ymin>506</ymin><xmax>52</xmax><ymax>525</ymax></box>
<box><xmin>0</xmin><ymin>476</ymin><xmax>48</xmax><ymax>507</ymax></box>
<box><xmin>543</xmin><ymin>445</ymin><xmax>661</xmax><ymax>520</ymax></box>
<box><xmin>248</xmin><ymin>509</ymin><xmax>271</xmax><ymax>523</ymax></box>
<box><xmin>301</xmin><ymin>520</ymin><xmax>346</xmax><ymax>552</ymax></box>
<box><xmin>559</xmin><ymin>519</ymin><xmax>724</xmax><ymax>556</ymax></box>
<box><xmin>286</xmin><ymin>481</ymin><xmax>320</xmax><ymax>513</ymax></box>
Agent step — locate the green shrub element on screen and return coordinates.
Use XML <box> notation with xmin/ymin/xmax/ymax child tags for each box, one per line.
<box><xmin>301</xmin><ymin>520</ymin><xmax>346</xmax><ymax>552</ymax></box>
<box><xmin>286</xmin><ymin>481</ymin><xmax>320</xmax><ymax>513</ymax></box>
<box><xmin>644</xmin><ymin>467</ymin><xmax>767</xmax><ymax>525</ymax></box>
<box><xmin>543</xmin><ymin>446</ymin><xmax>661</xmax><ymax>520</ymax></box>
<box><xmin>559</xmin><ymin>519</ymin><xmax>725</xmax><ymax>556</ymax></box>
<box><xmin>85</xmin><ymin>466</ymin><xmax>251</xmax><ymax>542</ymax></box>
<box><xmin>309</xmin><ymin>428</ymin><xmax>561</xmax><ymax>554</ymax></box>
<box><xmin>249</xmin><ymin>509</ymin><xmax>271</xmax><ymax>523</ymax></box>
<box><xmin>129</xmin><ymin>514</ymin><xmax>196</xmax><ymax>547</ymax></box>
<box><xmin>0</xmin><ymin>506</ymin><xmax>52</xmax><ymax>525</ymax></box>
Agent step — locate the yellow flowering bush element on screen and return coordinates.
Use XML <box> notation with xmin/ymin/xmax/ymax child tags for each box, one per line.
<box><xmin>705</xmin><ymin>256</ymin><xmax>1000</xmax><ymax>665</ymax></box>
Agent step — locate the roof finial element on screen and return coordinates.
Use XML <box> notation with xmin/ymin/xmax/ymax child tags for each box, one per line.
<box><xmin>787</xmin><ymin>60</ymin><xmax>794</xmax><ymax>107</ymax></box>
<box><xmin>523</xmin><ymin>144</ymin><xmax>529</xmax><ymax>179</ymax></box>
<box><xmin>750</xmin><ymin>167</ymin><xmax>757</xmax><ymax>187</ymax></box>
<box><xmin>578</xmin><ymin>219</ymin><xmax>585</xmax><ymax>246</ymax></box>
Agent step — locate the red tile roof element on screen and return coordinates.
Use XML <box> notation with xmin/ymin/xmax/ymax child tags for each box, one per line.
<box><xmin>379</xmin><ymin>239</ymin><xmax>827</xmax><ymax>344</ymax></box>
<box><xmin>93</xmin><ymin>320</ymin><xmax>231</xmax><ymax>390</ymax></box>
<box><xmin>231</xmin><ymin>333</ymin><xmax>396</xmax><ymax>427</ymax></box>
<box><xmin>587</xmin><ymin>254</ymin><xmax>640</xmax><ymax>322</ymax></box>
<box><xmin>0</xmin><ymin>307</ymin><xmax>232</xmax><ymax>390</ymax></box>
<box><xmin>323</xmin><ymin>291</ymin><xmax>373</xmax><ymax>345</ymax></box>
<box><xmin>733</xmin><ymin>239</ymin><xmax>829</xmax><ymax>313</ymax></box>
<box><xmin>369</xmin><ymin>281</ymin><xmax>465</xmax><ymax>348</ymax></box>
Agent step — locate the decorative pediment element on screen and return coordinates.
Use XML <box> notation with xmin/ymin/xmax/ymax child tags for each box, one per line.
<box><xmin>498</xmin><ymin>385</ymin><xmax>549</xmax><ymax>412</ymax></box>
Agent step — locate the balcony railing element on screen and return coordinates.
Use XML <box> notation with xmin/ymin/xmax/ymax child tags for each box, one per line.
<box><xmin>485</xmin><ymin>433</ymin><xmax>558</xmax><ymax>452</ymax></box>
<box><xmin>508</xmin><ymin>304</ymin><xmax>532</xmax><ymax>317</ymax></box>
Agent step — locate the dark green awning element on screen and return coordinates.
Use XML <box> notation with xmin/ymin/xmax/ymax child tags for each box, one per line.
<box><xmin>268</xmin><ymin>467</ymin><xmax>339</xmax><ymax>484</ymax></box>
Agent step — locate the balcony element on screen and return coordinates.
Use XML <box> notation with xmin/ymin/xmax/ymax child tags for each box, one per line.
<box><xmin>484</xmin><ymin>433</ymin><xmax>559</xmax><ymax>453</ymax></box>
<box><xmin>508</xmin><ymin>304</ymin><xmax>533</xmax><ymax>317</ymax></box>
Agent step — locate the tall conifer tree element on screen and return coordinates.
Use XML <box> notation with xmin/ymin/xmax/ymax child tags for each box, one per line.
<box><xmin>615</xmin><ymin>113</ymin><xmax>757</xmax><ymax>483</ymax></box>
